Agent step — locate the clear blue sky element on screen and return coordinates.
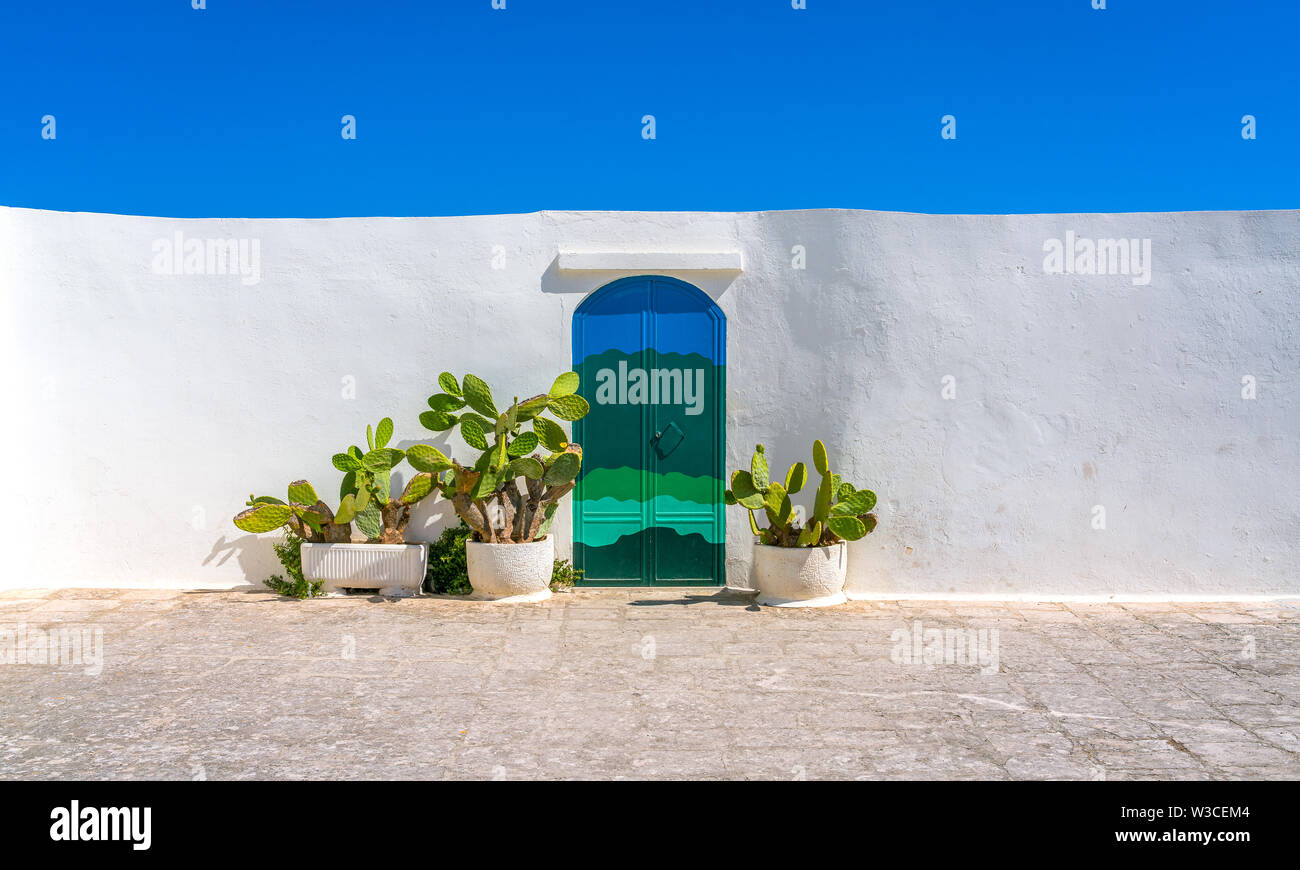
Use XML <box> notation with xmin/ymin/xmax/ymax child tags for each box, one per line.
<box><xmin>1</xmin><ymin>0</ymin><xmax>1295</xmax><ymax>217</ymax></box>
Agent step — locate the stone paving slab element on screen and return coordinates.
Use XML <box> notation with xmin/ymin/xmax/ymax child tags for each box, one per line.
<box><xmin>1</xmin><ymin>588</ymin><xmax>1298</xmax><ymax>780</ymax></box>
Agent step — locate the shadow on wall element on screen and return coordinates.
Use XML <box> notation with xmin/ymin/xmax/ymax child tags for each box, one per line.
<box><xmin>202</xmin><ymin>533</ymin><xmax>281</xmax><ymax>587</ymax></box>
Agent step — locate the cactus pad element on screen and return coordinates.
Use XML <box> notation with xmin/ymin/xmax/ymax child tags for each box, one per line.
<box><xmin>334</xmin><ymin>493</ymin><xmax>358</xmax><ymax>523</ymax></box>
<box><xmin>420</xmin><ymin>409</ymin><xmax>457</xmax><ymax>431</ymax></box>
<box><xmin>813</xmin><ymin>472</ymin><xmax>833</xmax><ymax>523</ymax></box>
<box><xmin>461</xmin><ymin>373</ymin><xmax>499</xmax><ymax>418</ymax></box>
<box><xmin>533</xmin><ymin>416</ymin><xmax>568</xmax><ymax>452</ymax></box>
<box><xmin>428</xmin><ymin>393</ymin><xmax>466</xmax><ymax>412</ymax></box>
<box><xmin>514</xmin><ymin>394</ymin><xmax>551</xmax><ymax>421</ymax></box>
<box><xmin>546</xmin><ymin>394</ymin><xmax>590</xmax><ymax>421</ymax></box>
<box><xmin>459</xmin><ymin>416</ymin><xmax>489</xmax><ymax>450</ymax></box>
<box><xmin>543</xmin><ymin>451</ymin><xmax>581</xmax><ymax>485</ymax></box>
<box><xmin>362</xmin><ymin>447</ymin><xmax>405</xmax><ymax>472</ymax></box>
<box><xmin>287</xmin><ymin>480</ymin><xmax>318</xmax><ymax>505</ymax></box>
<box><xmin>833</xmin><ymin>489</ymin><xmax>877</xmax><ymax>516</ymax></box>
<box><xmin>400</xmin><ymin>472</ymin><xmax>435</xmax><ymax>504</ymax></box>
<box><xmin>549</xmin><ymin>371</ymin><xmax>580</xmax><ymax>397</ymax></box>
<box><xmin>374</xmin><ymin>417</ymin><xmax>394</xmax><ymax>449</ymax></box>
<box><xmin>438</xmin><ymin>372</ymin><xmax>462</xmax><ymax>397</ymax></box>
<box><xmin>509</xmin><ymin>456</ymin><xmax>545</xmax><ymax>480</ymax></box>
<box><xmin>507</xmin><ymin>431</ymin><xmax>539</xmax><ymax>456</ymax></box>
<box><xmin>826</xmin><ymin>515</ymin><xmax>868</xmax><ymax>541</ymax></box>
<box><xmin>812</xmin><ymin>439</ymin><xmax>829</xmax><ymax>475</ymax></box>
<box><xmin>785</xmin><ymin>462</ymin><xmax>807</xmax><ymax>494</ymax></box>
<box><xmin>729</xmin><ymin>470</ymin><xmax>766</xmax><ymax>510</ymax></box>
<box><xmin>233</xmin><ymin>503</ymin><xmax>293</xmax><ymax>534</ymax></box>
<box><xmin>750</xmin><ymin>445</ymin><xmax>771</xmax><ymax>490</ymax></box>
<box><xmin>332</xmin><ymin>453</ymin><xmax>362</xmax><ymax>472</ymax></box>
<box><xmin>537</xmin><ymin>502</ymin><xmax>559</xmax><ymax>538</ymax></box>
<box><xmin>354</xmin><ymin>504</ymin><xmax>383</xmax><ymax>540</ymax></box>
<box><xmin>406</xmin><ymin>443</ymin><xmax>453</xmax><ymax>473</ymax></box>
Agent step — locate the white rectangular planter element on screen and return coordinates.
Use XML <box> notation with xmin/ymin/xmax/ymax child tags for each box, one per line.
<box><xmin>299</xmin><ymin>543</ymin><xmax>428</xmax><ymax>597</ymax></box>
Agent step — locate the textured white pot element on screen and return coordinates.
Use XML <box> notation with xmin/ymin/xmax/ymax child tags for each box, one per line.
<box><xmin>466</xmin><ymin>536</ymin><xmax>554</xmax><ymax>602</ymax></box>
<box><xmin>300</xmin><ymin>543</ymin><xmax>427</xmax><ymax>597</ymax></box>
<box><xmin>752</xmin><ymin>542</ymin><xmax>848</xmax><ymax>607</ymax></box>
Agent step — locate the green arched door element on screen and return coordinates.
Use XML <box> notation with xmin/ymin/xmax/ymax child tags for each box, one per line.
<box><xmin>571</xmin><ymin>276</ymin><xmax>725</xmax><ymax>585</ymax></box>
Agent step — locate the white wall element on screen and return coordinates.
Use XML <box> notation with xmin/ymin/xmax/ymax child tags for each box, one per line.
<box><xmin>2</xmin><ymin>206</ymin><xmax>1297</xmax><ymax>596</ymax></box>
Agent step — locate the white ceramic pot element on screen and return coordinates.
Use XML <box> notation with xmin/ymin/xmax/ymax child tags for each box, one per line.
<box><xmin>752</xmin><ymin>541</ymin><xmax>848</xmax><ymax>607</ymax></box>
<box><xmin>466</xmin><ymin>536</ymin><xmax>554</xmax><ymax>602</ymax></box>
<box><xmin>300</xmin><ymin>543</ymin><xmax>428</xmax><ymax>597</ymax></box>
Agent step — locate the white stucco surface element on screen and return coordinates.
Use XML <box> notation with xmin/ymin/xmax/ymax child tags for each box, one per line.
<box><xmin>2</xmin><ymin>206</ymin><xmax>1296</xmax><ymax>596</ymax></box>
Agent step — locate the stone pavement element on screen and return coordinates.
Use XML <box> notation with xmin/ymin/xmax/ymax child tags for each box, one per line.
<box><xmin>1</xmin><ymin>587</ymin><xmax>1298</xmax><ymax>780</ymax></box>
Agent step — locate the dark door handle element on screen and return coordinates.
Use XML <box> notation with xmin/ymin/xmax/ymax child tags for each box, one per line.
<box><xmin>651</xmin><ymin>421</ymin><xmax>686</xmax><ymax>458</ymax></box>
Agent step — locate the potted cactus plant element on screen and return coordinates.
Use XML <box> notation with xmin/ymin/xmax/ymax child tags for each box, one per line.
<box><xmin>725</xmin><ymin>440</ymin><xmax>878</xmax><ymax>607</ymax></box>
<box><xmin>410</xmin><ymin>371</ymin><xmax>588</xmax><ymax>602</ymax></box>
<box><xmin>233</xmin><ymin>417</ymin><xmax>436</xmax><ymax>596</ymax></box>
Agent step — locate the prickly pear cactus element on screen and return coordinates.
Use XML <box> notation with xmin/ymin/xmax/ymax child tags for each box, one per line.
<box><xmin>723</xmin><ymin>441</ymin><xmax>878</xmax><ymax>548</ymax></box>
<box><xmin>233</xmin><ymin>480</ymin><xmax>352</xmax><ymax>543</ymax></box>
<box><xmin>414</xmin><ymin>371</ymin><xmax>589</xmax><ymax>543</ymax></box>
<box><xmin>333</xmin><ymin>417</ymin><xmax>435</xmax><ymax>544</ymax></box>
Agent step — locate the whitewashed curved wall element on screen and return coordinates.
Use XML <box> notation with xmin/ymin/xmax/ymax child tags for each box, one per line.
<box><xmin>2</xmin><ymin>206</ymin><xmax>1296</xmax><ymax>596</ymax></box>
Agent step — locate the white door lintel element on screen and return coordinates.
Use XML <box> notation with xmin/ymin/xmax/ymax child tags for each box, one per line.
<box><xmin>555</xmin><ymin>250</ymin><xmax>743</xmax><ymax>273</ymax></box>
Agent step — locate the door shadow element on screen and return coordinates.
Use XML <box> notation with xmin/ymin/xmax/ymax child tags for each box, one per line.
<box><xmin>628</xmin><ymin>588</ymin><xmax>759</xmax><ymax>610</ymax></box>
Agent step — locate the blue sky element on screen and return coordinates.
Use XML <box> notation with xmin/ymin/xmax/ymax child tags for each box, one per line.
<box><xmin>1</xmin><ymin>0</ymin><xmax>1295</xmax><ymax>217</ymax></box>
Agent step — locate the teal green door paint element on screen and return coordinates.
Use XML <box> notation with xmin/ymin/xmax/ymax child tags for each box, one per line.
<box><xmin>572</xmin><ymin>276</ymin><xmax>725</xmax><ymax>586</ymax></box>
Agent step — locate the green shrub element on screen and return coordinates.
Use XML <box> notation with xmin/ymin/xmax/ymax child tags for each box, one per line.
<box><xmin>550</xmin><ymin>558</ymin><xmax>582</xmax><ymax>591</ymax></box>
<box><xmin>263</xmin><ymin>573</ymin><xmax>323</xmax><ymax>599</ymax></box>
<box><xmin>425</xmin><ymin>522</ymin><xmax>473</xmax><ymax>595</ymax></box>
<box><xmin>262</xmin><ymin>530</ymin><xmax>324</xmax><ymax>599</ymax></box>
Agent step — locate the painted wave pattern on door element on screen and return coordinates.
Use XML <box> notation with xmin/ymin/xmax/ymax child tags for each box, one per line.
<box><xmin>574</xmin><ymin>468</ymin><xmax>725</xmax><ymax>548</ymax></box>
<box><xmin>572</xmin><ymin>278</ymin><xmax>725</xmax><ymax>585</ymax></box>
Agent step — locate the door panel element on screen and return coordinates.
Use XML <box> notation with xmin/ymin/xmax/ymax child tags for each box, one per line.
<box><xmin>572</xmin><ymin>276</ymin><xmax>725</xmax><ymax>586</ymax></box>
